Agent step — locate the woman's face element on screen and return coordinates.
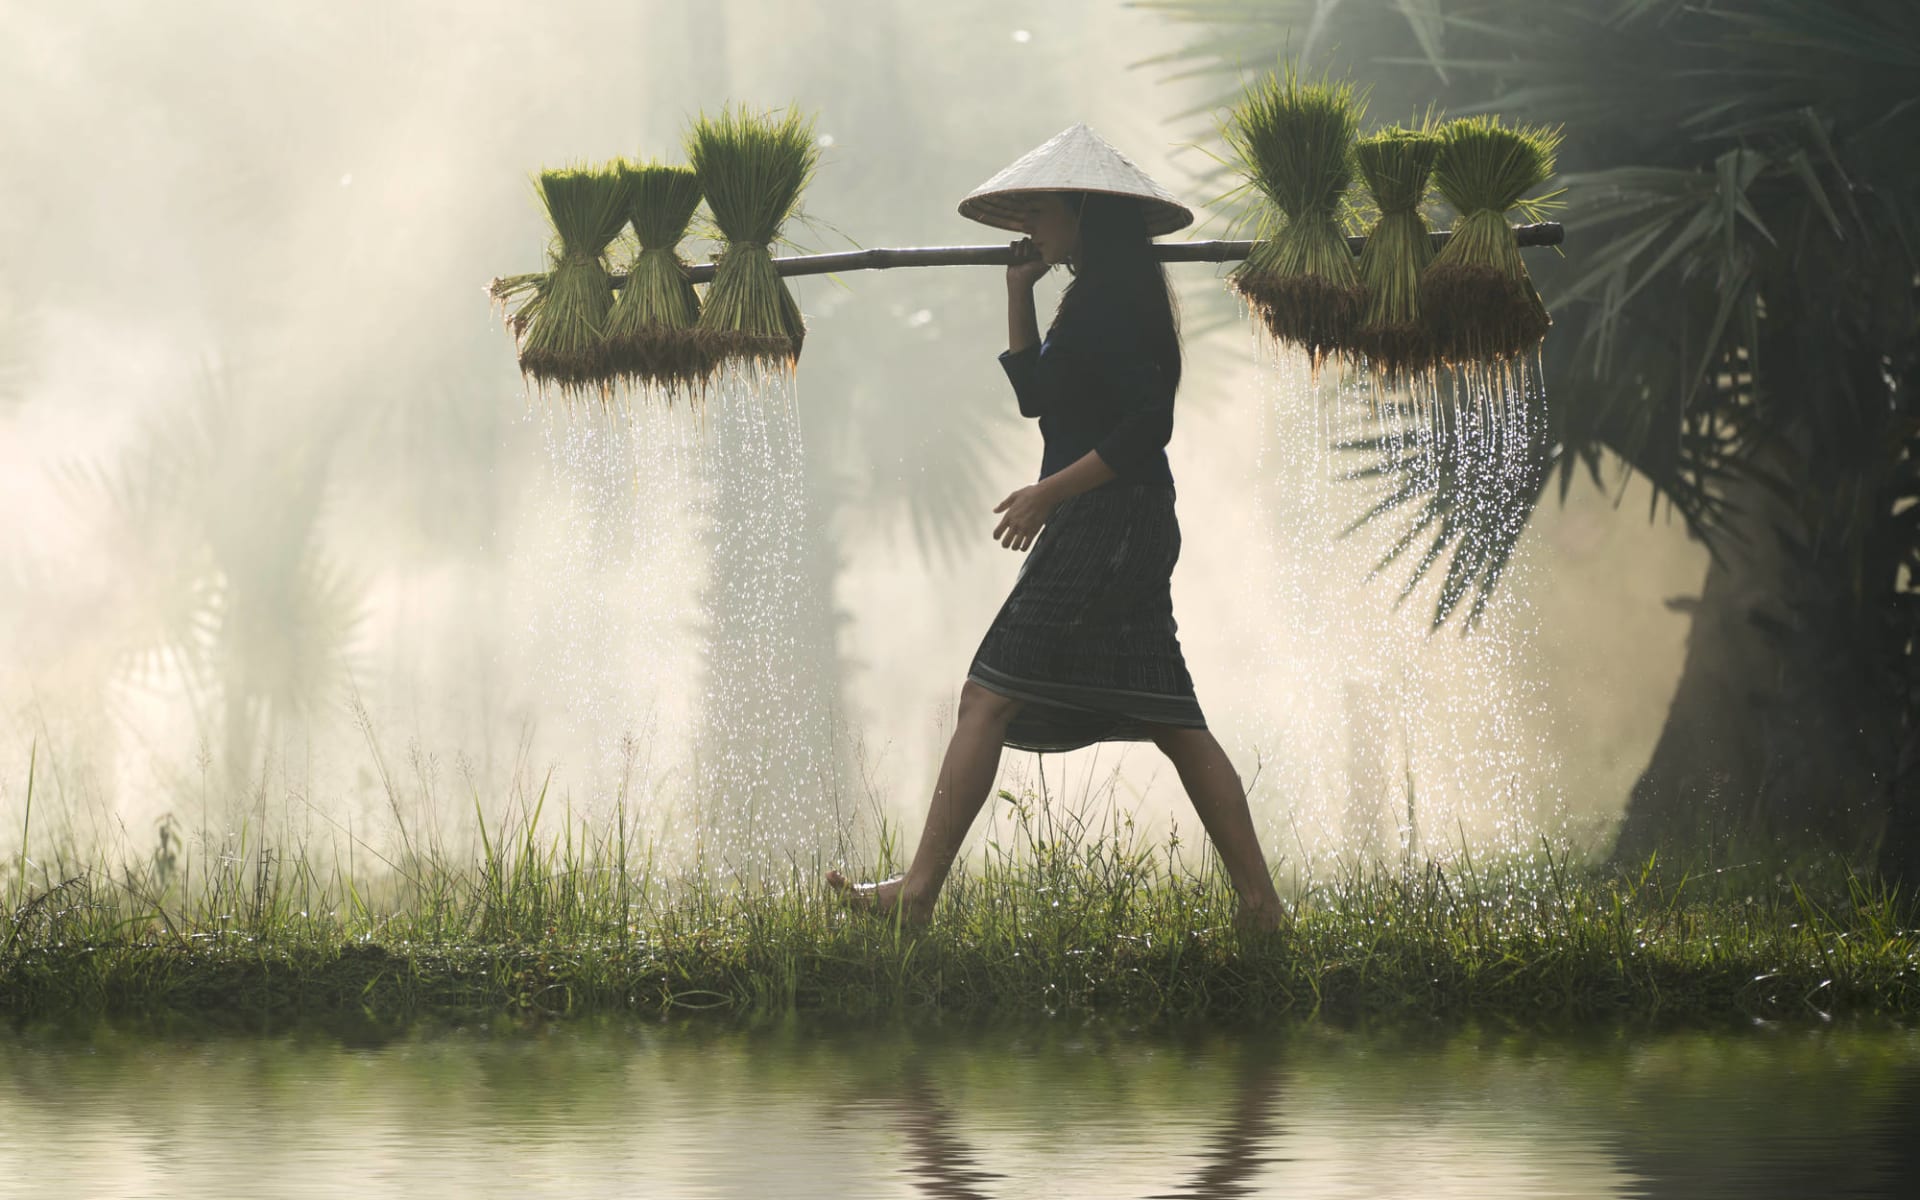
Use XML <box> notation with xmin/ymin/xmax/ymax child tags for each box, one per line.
<box><xmin>1019</xmin><ymin>192</ymin><xmax>1081</xmax><ymax>266</ymax></box>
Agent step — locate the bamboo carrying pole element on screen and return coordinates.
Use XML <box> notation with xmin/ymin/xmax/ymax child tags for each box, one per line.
<box><xmin>603</xmin><ymin>222</ymin><xmax>1563</xmax><ymax>288</ymax></box>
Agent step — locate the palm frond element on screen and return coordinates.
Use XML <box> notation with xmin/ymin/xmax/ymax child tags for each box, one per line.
<box><xmin>1151</xmin><ymin>0</ymin><xmax>1919</xmax><ymax>633</ymax></box>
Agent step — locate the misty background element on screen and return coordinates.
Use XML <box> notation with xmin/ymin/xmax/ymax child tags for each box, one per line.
<box><xmin>0</xmin><ymin>0</ymin><xmax>1706</xmax><ymax>875</ymax></box>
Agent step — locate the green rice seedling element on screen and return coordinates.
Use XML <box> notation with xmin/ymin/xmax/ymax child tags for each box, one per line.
<box><xmin>1352</xmin><ymin>123</ymin><xmax>1442</xmax><ymax>380</ymax></box>
<box><xmin>1223</xmin><ymin>65</ymin><xmax>1368</xmax><ymax>367</ymax></box>
<box><xmin>515</xmin><ymin>164</ymin><xmax>635</xmax><ymax>402</ymax></box>
<box><xmin>1421</xmin><ymin>116</ymin><xmax>1564</xmax><ymax>365</ymax></box>
<box><xmin>605</xmin><ymin>162</ymin><xmax>710</xmax><ymax>400</ymax></box>
<box><xmin>687</xmin><ymin>104</ymin><xmax>818</xmax><ymax>373</ymax></box>
<box><xmin>485</xmin><ymin>271</ymin><xmax>549</xmax><ymax>341</ymax></box>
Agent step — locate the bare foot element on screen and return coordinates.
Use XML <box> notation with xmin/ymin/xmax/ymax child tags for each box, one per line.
<box><xmin>1233</xmin><ymin>899</ymin><xmax>1286</xmax><ymax>935</ymax></box>
<box><xmin>825</xmin><ymin>870</ymin><xmax>928</xmax><ymax>925</ymax></box>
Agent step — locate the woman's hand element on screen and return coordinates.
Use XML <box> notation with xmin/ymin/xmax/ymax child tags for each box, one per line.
<box><xmin>1006</xmin><ymin>237</ymin><xmax>1049</xmax><ymax>290</ymax></box>
<box><xmin>992</xmin><ymin>482</ymin><xmax>1059</xmax><ymax>552</ymax></box>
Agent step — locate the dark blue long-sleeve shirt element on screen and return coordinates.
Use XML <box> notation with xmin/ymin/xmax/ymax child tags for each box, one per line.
<box><xmin>996</xmin><ymin>293</ymin><xmax>1177</xmax><ymax>488</ymax></box>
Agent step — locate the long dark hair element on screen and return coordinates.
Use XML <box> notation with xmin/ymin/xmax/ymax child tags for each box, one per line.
<box><xmin>1046</xmin><ymin>191</ymin><xmax>1182</xmax><ymax>392</ymax></box>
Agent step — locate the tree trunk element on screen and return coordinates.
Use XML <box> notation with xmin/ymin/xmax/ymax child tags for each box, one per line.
<box><xmin>1610</xmin><ymin>472</ymin><xmax>1899</xmax><ymax>870</ymax></box>
<box><xmin>1882</xmin><ymin>754</ymin><xmax>1920</xmax><ymax>892</ymax></box>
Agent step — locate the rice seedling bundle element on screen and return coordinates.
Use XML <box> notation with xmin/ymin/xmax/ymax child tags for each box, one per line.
<box><xmin>515</xmin><ymin>165</ymin><xmax>635</xmax><ymax>397</ymax></box>
<box><xmin>606</xmin><ymin>162</ymin><xmax>708</xmax><ymax>396</ymax></box>
<box><xmin>687</xmin><ymin>105</ymin><xmax>818</xmax><ymax>370</ymax></box>
<box><xmin>1352</xmin><ymin>125</ymin><xmax>1442</xmax><ymax>379</ymax></box>
<box><xmin>1223</xmin><ymin>68</ymin><xmax>1367</xmax><ymax>365</ymax></box>
<box><xmin>1421</xmin><ymin>116</ymin><xmax>1563</xmax><ymax>365</ymax></box>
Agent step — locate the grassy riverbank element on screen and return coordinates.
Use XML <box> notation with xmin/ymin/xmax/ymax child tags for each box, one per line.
<box><xmin>4</xmin><ymin>788</ymin><xmax>1915</xmax><ymax>1029</ymax></box>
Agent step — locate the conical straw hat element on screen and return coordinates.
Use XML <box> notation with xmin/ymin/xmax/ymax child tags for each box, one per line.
<box><xmin>958</xmin><ymin>123</ymin><xmax>1194</xmax><ymax>237</ymax></box>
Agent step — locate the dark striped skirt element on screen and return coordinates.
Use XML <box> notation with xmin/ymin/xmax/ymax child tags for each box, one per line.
<box><xmin>968</xmin><ymin>482</ymin><xmax>1207</xmax><ymax>753</ymax></box>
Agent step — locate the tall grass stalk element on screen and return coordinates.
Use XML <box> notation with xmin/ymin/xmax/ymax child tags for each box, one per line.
<box><xmin>15</xmin><ymin>740</ymin><xmax>31</xmax><ymax>906</ymax></box>
<box><xmin>3</xmin><ymin>772</ymin><xmax>1914</xmax><ymax>1028</ymax></box>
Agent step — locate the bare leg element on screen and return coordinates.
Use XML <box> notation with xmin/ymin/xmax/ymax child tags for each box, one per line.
<box><xmin>1150</xmin><ymin>725</ymin><xmax>1284</xmax><ymax>931</ymax></box>
<box><xmin>828</xmin><ymin>680</ymin><xmax>1021</xmax><ymax>923</ymax></box>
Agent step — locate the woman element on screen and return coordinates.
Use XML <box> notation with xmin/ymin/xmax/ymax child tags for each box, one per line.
<box><xmin>829</xmin><ymin>125</ymin><xmax>1283</xmax><ymax>931</ymax></box>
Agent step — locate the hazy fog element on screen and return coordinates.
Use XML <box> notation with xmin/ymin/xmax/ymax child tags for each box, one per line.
<box><xmin>0</xmin><ymin>0</ymin><xmax>1705</xmax><ymax>875</ymax></box>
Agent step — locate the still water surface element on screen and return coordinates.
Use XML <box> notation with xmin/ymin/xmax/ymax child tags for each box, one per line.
<box><xmin>1</xmin><ymin>1017</ymin><xmax>1914</xmax><ymax>1198</ymax></box>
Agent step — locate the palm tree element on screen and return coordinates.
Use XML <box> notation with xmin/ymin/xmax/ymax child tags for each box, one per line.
<box><xmin>73</xmin><ymin>360</ymin><xmax>363</xmax><ymax>796</ymax></box>
<box><xmin>1140</xmin><ymin>0</ymin><xmax>1920</xmax><ymax>880</ymax></box>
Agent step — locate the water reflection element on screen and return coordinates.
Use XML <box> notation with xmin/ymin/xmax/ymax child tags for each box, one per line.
<box><xmin>1148</xmin><ymin>1053</ymin><xmax>1286</xmax><ymax>1200</ymax></box>
<box><xmin>1869</xmin><ymin>1075</ymin><xmax>1920</xmax><ymax>1195</ymax></box>
<box><xmin>894</xmin><ymin>1065</ymin><xmax>1004</xmax><ymax>1199</ymax></box>
<box><xmin>885</xmin><ymin>1047</ymin><xmax>1286</xmax><ymax>1200</ymax></box>
<box><xmin>0</xmin><ymin>1018</ymin><xmax>1915</xmax><ymax>1199</ymax></box>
